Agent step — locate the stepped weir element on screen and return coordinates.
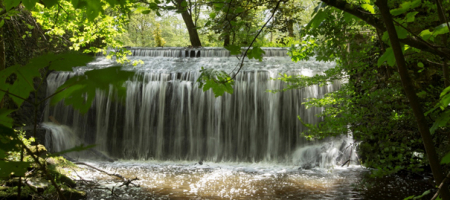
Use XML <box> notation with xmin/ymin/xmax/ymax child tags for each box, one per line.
<box><xmin>44</xmin><ymin>47</ymin><xmax>351</xmax><ymax>166</ymax></box>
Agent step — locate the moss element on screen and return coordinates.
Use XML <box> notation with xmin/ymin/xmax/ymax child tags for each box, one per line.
<box><xmin>28</xmin><ymin>144</ymin><xmax>47</xmax><ymax>156</ymax></box>
<box><xmin>62</xmin><ymin>186</ymin><xmax>87</xmax><ymax>200</ymax></box>
<box><xmin>0</xmin><ymin>185</ymin><xmax>34</xmax><ymax>200</ymax></box>
<box><xmin>47</xmin><ymin>156</ymin><xmax>77</xmax><ymax>168</ymax></box>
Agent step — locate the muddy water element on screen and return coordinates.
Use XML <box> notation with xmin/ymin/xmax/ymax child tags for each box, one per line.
<box><xmin>72</xmin><ymin>161</ymin><xmax>432</xmax><ymax>200</ymax></box>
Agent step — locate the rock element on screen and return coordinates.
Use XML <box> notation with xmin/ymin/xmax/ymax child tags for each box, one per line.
<box><xmin>62</xmin><ymin>187</ymin><xmax>87</xmax><ymax>200</ymax></box>
<box><xmin>299</xmin><ymin>163</ymin><xmax>314</xmax><ymax>170</ymax></box>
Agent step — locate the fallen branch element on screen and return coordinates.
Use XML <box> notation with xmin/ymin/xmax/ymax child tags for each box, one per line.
<box><xmin>431</xmin><ymin>171</ymin><xmax>450</xmax><ymax>200</ymax></box>
<box><xmin>74</xmin><ymin>162</ymin><xmax>125</xmax><ymax>180</ymax></box>
<box><xmin>74</xmin><ymin>162</ymin><xmax>140</xmax><ymax>187</ymax></box>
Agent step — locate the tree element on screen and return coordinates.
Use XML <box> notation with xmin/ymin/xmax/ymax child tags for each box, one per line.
<box><xmin>153</xmin><ymin>23</ymin><xmax>166</xmax><ymax>46</ymax></box>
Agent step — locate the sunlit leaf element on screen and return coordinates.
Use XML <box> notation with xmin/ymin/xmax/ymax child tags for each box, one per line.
<box><xmin>361</xmin><ymin>4</ymin><xmax>375</xmax><ymax>14</ymax></box>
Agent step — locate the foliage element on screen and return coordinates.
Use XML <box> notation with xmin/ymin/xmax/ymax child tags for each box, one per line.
<box><xmin>0</xmin><ymin>51</ymin><xmax>135</xmax><ymax>198</ymax></box>
<box><xmin>196</xmin><ymin>67</ymin><xmax>234</xmax><ymax>97</ymax></box>
<box><xmin>273</xmin><ymin>0</ymin><xmax>450</xmax><ymax>180</ymax></box>
<box><xmin>153</xmin><ymin>23</ymin><xmax>166</xmax><ymax>47</ymax></box>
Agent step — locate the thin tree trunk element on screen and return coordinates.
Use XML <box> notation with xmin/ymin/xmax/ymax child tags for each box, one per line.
<box><xmin>223</xmin><ymin>32</ymin><xmax>230</xmax><ymax>47</ymax></box>
<box><xmin>434</xmin><ymin>0</ymin><xmax>449</xmax><ymax>87</ymax></box>
<box><xmin>377</xmin><ymin>1</ymin><xmax>450</xmax><ymax>199</ymax></box>
<box><xmin>175</xmin><ymin>0</ymin><xmax>202</xmax><ymax>47</ymax></box>
<box><xmin>287</xmin><ymin>19</ymin><xmax>294</xmax><ymax>37</ymax></box>
<box><xmin>0</xmin><ymin>23</ymin><xmax>5</xmax><ymax>109</ymax></box>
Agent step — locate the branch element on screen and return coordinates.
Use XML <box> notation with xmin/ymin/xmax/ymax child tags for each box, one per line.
<box><xmin>229</xmin><ymin>0</ymin><xmax>282</xmax><ymax>80</ymax></box>
<box><xmin>0</xmin><ymin>88</ymin><xmax>35</xmax><ymax>105</ymax></box>
<box><xmin>75</xmin><ymin>162</ymin><xmax>140</xmax><ymax>187</ymax></box>
<box><xmin>320</xmin><ymin>0</ymin><xmax>450</xmax><ymax>58</ymax></box>
<box><xmin>431</xmin><ymin>171</ymin><xmax>450</xmax><ymax>200</ymax></box>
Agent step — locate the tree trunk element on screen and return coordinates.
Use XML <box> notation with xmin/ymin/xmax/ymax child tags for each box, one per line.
<box><xmin>377</xmin><ymin>0</ymin><xmax>450</xmax><ymax>199</ymax></box>
<box><xmin>175</xmin><ymin>0</ymin><xmax>202</xmax><ymax>47</ymax></box>
<box><xmin>434</xmin><ymin>0</ymin><xmax>449</xmax><ymax>87</ymax></box>
<box><xmin>287</xmin><ymin>19</ymin><xmax>294</xmax><ymax>38</ymax></box>
<box><xmin>223</xmin><ymin>32</ymin><xmax>230</xmax><ymax>47</ymax></box>
<box><xmin>0</xmin><ymin>22</ymin><xmax>5</xmax><ymax>109</ymax></box>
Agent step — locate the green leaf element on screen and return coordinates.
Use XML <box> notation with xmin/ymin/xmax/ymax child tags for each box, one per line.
<box><xmin>148</xmin><ymin>3</ymin><xmax>158</xmax><ymax>10</ymax></box>
<box><xmin>41</xmin><ymin>0</ymin><xmax>59</xmax><ymax>8</ymax></box>
<box><xmin>0</xmin><ymin>20</ymin><xmax>4</xmax><ymax>28</ymax></box>
<box><xmin>180</xmin><ymin>1</ymin><xmax>188</xmax><ymax>8</ymax></box>
<box><xmin>247</xmin><ymin>46</ymin><xmax>265</xmax><ymax>61</ymax></box>
<box><xmin>141</xmin><ymin>9</ymin><xmax>151</xmax><ymax>14</ymax></box>
<box><xmin>51</xmin><ymin>67</ymin><xmax>135</xmax><ymax>113</ymax></box>
<box><xmin>430</xmin><ymin>110</ymin><xmax>450</xmax><ymax>134</ymax></box>
<box><xmin>214</xmin><ymin>3</ymin><xmax>223</xmax><ymax>11</ymax></box>
<box><xmin>396</xmin><ymin>25</ymin><xmax>408</xmax><ymax>39</ymax></box>
<box><xmin>86</xmin><ymin>0</ymin><xmax>102</xmax><ymax>21</ymax></box>
<box><xmin>0</xmin><ymin>64</ymin><xmax>40</xmax><ymax>106</ymax></box>
<box><xmin>209</xmin><ymin>12</ymin><xmax>216</xmax><ymax>19</ymax></box>
<box><xmin>235</xmin><ymin>7</ymin><xmax>244</xmax><ymax>13</ymax></box>
<box><xmin>27</xmin><ymin>52</ymin><xmax>94</xmax><ymax>72</ymax></box>
<box><xmin>306</xmin><ymin>8</ymin><xmax>328</xmax><ymax>30</ymax></box>
<box><xmin>48</xmin><ymin>144</ymin><xmax>96</xmax><ymax>157</ymax></box>
<box><xmin>390</xmin><ymin>0</ymin><xmax>421</xmax><ymax>16</ymax></box>
<box><xmin>0</xmin><ymin>161</ymin><xmax>31</xmax><ymax>178</ymax></box>
<box><xmin>224</xmin><ymin>45</ymin><xmax>241</xmax><ymax>55</ymax></box>
<box><xmin>0</xmin><ymin>109</ymin><xmax>15</xmax><ymax>128</ymax></box>
<box><xmin>433</xmin><ymin>23</ymin><xmax>450</xmax><ymax>36</ymax></box>
<box><xmin>405</xmin><ymin>11</ymin><xmax>418</xmax><ymax>23</ymax></box>
<box><xmin>442</xmin><ymin>152</ymin><xmax>450</xmax><ymax>164</ymax></box>
<box><xmin>4</xmin><ymin>0</ymin><xmax>21</xmax><ymax>11</ymax></box>
<box><xmin>343</xmin><ymin>12</ymin><xmax>357</xmax><ymax>22</ymax></box>
<box><xmin>361</xmin><ymin>4</ymin><xmax>375</xmax><ymax>14</ymax></box>
<box><xmin>417</xmin><ymin>62</ymin><xmax>424</xmax><ymax>68</ymax></box>
<box><xmin>382</xmin><ymin>31</ymin><xmax>389</xmax><ymax>42</ymax></box>
<box><xmin>420</xmin><ymin>29</ymin><xmax>434</xmax><ymax>42</ymax></box>
<box><xmin>22</xmin><ymin>0</ymin><xmax>38</xmax><ymax>10</ymax></box>
<box><xmin>0</xmin><ymin>125</ymin><xmax>21</xmax><ymax>152</ymax></box>
<box><xmin>377</xmin><ymin>47</ymin><xmax>395</xmax><ymax>67</ymax></box>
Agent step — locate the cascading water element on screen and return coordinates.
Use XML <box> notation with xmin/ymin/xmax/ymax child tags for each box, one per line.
<box><xmin>40</xmin><ymin>48</ymin><xmax>435</xmax><ymax>200</ymax></box>
<box><xmin>44</xmin><ymin>47</ymin><xmax>350</xmax><ymax>165</ymax></box>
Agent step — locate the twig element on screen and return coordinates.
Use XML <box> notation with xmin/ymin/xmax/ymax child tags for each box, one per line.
<box><xmin>229</xmin><ymin>0</ymin><xmax>283</xmax><ymax>80</ymax></box>
<box><xmin>431</xmin><ymin>171</ymin><xmax>450</xmax><ymax>200</ymax></box>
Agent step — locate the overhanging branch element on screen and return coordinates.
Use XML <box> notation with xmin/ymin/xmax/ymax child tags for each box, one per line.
<box><xmin>320</xmin><ymin>0</ymin><xmax>450</xmax><ymax>58</ymax></box>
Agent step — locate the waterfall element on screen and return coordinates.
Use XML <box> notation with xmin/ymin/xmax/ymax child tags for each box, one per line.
<box><xmin>44</xmin><ymin>47</ymin><xmax>349</xmax><ymax>164</ymax></box>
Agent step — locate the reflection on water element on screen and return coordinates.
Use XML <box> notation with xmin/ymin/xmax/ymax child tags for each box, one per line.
<box><xmin>75</xmin><ymin>161</ymin><xmax>368</xmax><ymax>199</ymax></box>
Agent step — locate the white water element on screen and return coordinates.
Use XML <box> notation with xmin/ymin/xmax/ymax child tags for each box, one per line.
<box><xmin>44</xmin><ymin>48</ymin><xmax>352</xmax><ymax>165</ymax></box>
